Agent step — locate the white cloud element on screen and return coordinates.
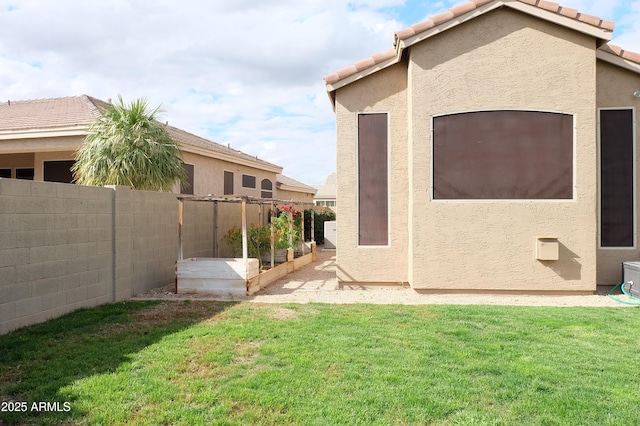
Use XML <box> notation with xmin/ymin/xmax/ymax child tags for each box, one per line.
<box><xmin>3</xmin><ymin>0</ymin><xmax>639</xmax><ymax>186</ymax></box>
<box><xmin>0</xmin><ymin>0</ymin><xmax>405</xmax><ymax>185</ymax></box>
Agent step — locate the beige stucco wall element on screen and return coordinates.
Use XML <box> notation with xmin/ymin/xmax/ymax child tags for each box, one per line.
<box><xmin>180</xmin><ymin>151</ymin><xmax>279</xmax><ymax>197</ymax></box>
<box><xmin>596</xmin><ymin>60</ymin><xmax>640</xmax><ymax>284</ymax></box>
<box><xmin>408</xmin><ymin>8</ymin><xmax>597</xmax><ymax>291</ymax></box>
<box><xmin>0</xmin><ymin>153</ymin><xmax>34</xmax><ymax>175</ymax></box>
<box><xmin>276</xmin><ymin>188</ymin><xmax>315</xmax><ymax>204</ymax></box>
<box><xmin>335</xmin><ymin>62</ymin><xmax>409</xmax><ymax>284</ymax></box>
<box><xmin>333</xmin><ymin>8</ymin><xmax>605</xmax><ymax>291</ymax></box>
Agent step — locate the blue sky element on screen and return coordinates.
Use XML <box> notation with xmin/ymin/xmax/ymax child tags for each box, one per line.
<box><xmin>1</xmin><ymin>1</ymin><xmax>639</xmax><ymax>185</ymax></box>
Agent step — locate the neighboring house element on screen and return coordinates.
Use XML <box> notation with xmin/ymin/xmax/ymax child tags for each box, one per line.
<box><xmin>324</xmin><ymin>0</ymin><xmax>640</xmax><ymax>292</ymax></box>
<box><xmin>275</xmin><ymin>173</ymin><xmax>317</xmax><ymax>203</ymax></box>
<box><xmin>0</xmin><ymin>95</ymin><xmax>314</xmax><ymax>202</ymax></box>
<box><xmin>313</xmin><ymin>172</ymin><xmax>337</xmax><ymax>213</ymax></box>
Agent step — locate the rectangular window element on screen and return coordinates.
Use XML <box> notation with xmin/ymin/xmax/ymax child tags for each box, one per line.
<box><xmin>242</xmin><ymin>174</ymin><xmax>256</xmax><ymax>188</ymax></box>
<box><xmin>600</xmin><ymin>109</ymin><xmax>634</xmax><ymax>248</ymax></box>
<box><xmin>261</xmin><ymin>191</ymin><xmax>272</xmax><ymax>198</ymax></box>
<box><xmin>224</xmin><ymin>171</ymin><xmax>234</xmax><ymax>195</ymax></box>
<box><xmin>433</xmin><ymin>111</ymin><xmax>573</xmax><ymax>199</ymax></box>
<box><xmin>358</xmin><ymin>113</ymin><xmax>388</xmax><ymax>246</ymax></box>
<box><xmin>181</xmin><ymin>164</ymin><xmax>194</xmax><ymax>195</ymax></box>
<box><xmin>16</xmin><ymin>168</ymin><xmax>34</xmax><ymax>180</ymax></box>
<box><xmin>0</xmin><ymin>169</ymin><xmax>11</xmax><ymax>178</ymax></box>
<box><xmin>44</xmin><ymin>161</ymin><xmax>75</xmax><ymax>183</ymax></box>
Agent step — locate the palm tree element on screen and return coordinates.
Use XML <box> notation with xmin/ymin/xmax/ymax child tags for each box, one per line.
<box><xmin>72</xmin><ymin>95</ymin><xmax>186</xmax><ymax>191</ymax></box>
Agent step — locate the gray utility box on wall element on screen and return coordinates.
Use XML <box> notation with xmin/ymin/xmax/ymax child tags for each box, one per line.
<box><xmin>621</xmin><ymin>262</ymin><xmax>640</xmax><ymax>298</ymax></box>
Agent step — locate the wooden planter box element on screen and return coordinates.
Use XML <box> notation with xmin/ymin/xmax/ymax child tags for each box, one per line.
<box><xmin>176</xmin><ymin>258</ymin><xmax>259</xmax><ymax>296</ymax></box>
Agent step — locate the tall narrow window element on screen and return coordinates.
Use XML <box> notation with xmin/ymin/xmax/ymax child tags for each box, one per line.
<box><xmin>358</xmin><ymin>113</ymin><xmax>388</xmax><ymax>246</ymax></box>
<box><xmin>224</xmin><ymin>171</ymin><xmax>234</xmax><ymax>195</ymax></box>
<box><xmin>601</xmin><ymin>109</ymin><xmax>634</xmax><ymax>247</ymax></box>
<box><xmin>181</xmin><ymin>164</ymin><xmax>194</xmax><ymax>195</ymax></box>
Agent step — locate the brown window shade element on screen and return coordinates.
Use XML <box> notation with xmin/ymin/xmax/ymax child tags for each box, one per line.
<box><xmin>16</xmin><ymin>168</ymin><xmax>34</xmax><ymax>180</ymax></box>
<box><xmin>242</xmin><ymin>174</ymin><xmax>256</xmax><ymax>188</ymax></box>
<box><xmin>224</xmin><ymin>171</ymin><xmax>234</xmax><ymax>195</ymax></box>
<box><xmin>433</xmin><ymin>111</ymin><xmax>573</xmax><ymax>199</ymax></box>
<box><xmin>261</xmin><ymin>178</ymin><xmax>272</xmax><ymax>191</ymax></box>
<box><xmin>358</xmin><ymin>113</ymin><xmax>388</xmax><ymax>245</ymax></box>
<box><xmin>181</xmin><ymin>164</ymin><xmax>194</xmax><ymax>195</ymax></box>
<box><xmin>43</xmin><ymin>160</ymin><xmax>75</xmax><ymax>183</ymax></box>
<box><xmin>600</xmin><ymin>109</ymin><xmax>634</xmax><ymax>247</ymax></box>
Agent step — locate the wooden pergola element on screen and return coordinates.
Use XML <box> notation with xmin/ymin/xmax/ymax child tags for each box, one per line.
<box><xmin>176</xmin><ymin>194</ymin><xmax>317</xmax><ymax>269</ymax></box>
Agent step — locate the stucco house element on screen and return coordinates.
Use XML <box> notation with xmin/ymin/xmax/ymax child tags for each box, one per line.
<box><xmin>324</xmin><ymin>0</ymin><xmax>640</xmax><ymax>293</ymax></box>
<box><xmin>313</xmin><ymin>172</ymin><xmax>337</xmax><ymax>213</ymax></box>
<box><xmin>0</xmin><ymin>95</ymin><xmax>315</xmax><ymax>202</ymax></box>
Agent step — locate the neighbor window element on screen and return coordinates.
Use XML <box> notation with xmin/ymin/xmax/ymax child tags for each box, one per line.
<box><xmin>358</xmin><ymin>113</ymin><xmax>388</xmax><ymax>246</ymax></box>
<box><xmin>16</xmin><ymin>168</ymin><xmax>34</xmax><ymax>180</ymax></box>
<box><xmin>433</xmin><ymin>110</ymin><xmax>573</xmax><ymax>199</ymax></box>
<box><xmin>224</xmin><ymin>171</ymin><xmax>234</xmax><ymax>195</ymax></box>
<box><xmin>261</xmin><ymin>178</ymin><xmax>272</xmax><ymax>198</ymax></box>
<box><xmin>43</xmin><ymin>161</ymin><xmax>74</xmax><ymax>183</ymax></box>
<box><xmin>0</xmin><ymin>169</ymin><xmax>10</xmax><ymax>178</ymax></box>
<box><xmin>181</xmin><ymin>164</ymin><xmax>194</xmax><ymax>195</ymax></box>
<box><xmin>600</xmin><ymin>109</ymin><xmax>635</xmax><ymax>248</ymax></box>
<box><xmin>242</xmin><ymin>174</ymin><xmax>256</xmax><ymax>188</ymax></box>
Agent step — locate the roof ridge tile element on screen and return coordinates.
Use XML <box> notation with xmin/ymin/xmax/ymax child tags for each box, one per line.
<box><xmin>325</xmin><ymin>0</ymin><xmax>620</xmax><ymax>88</ymax></box>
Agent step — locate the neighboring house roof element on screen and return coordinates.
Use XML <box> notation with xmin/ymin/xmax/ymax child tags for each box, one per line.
<box><xmin>0</xmin><ymin>95</ymin><xmax>282</xmax><ymax>173</ymax></box>
<box><xmin>323</xmin><ymin>0</ymin><xmax>639</xmax><ymax>101</ymax></box>
<box><xmin>313</xmin><ymin>172</ymin><xmax>336</xmax><ymax>199</ymax></box>
<box><xmin>276</xmin><ymin>174</ymin><xmax>317</xmax><ymax>195</ymax></box>
<box><xmin>0</xmin><ymin>95</ymin><xmax>102</xmax><ymax>136</ymax></box>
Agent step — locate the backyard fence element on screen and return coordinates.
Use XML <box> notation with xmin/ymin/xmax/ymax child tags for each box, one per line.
<box><xmin>0</xmin><ymin>178</ymin><xmax>217</xmax><ymax>334</ymax></box>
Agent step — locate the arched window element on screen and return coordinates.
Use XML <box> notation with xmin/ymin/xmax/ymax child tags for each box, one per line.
<box><xmin>261</xmin><ymin>179</ymin><xmax>272</xmax><ymax>198</ymax></box>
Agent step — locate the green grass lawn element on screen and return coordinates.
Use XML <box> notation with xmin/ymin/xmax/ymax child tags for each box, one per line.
<box><xmin>1</xmin><ymin>301</ymin><xmax>639</xmax><ymax>425</ymax></box>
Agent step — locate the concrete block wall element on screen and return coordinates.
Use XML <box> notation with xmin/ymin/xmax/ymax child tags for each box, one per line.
<box><xmin>0</xmin><ymin>178</ymin><xmax>114</xmax><ymax>335</ymax></box>
<box><xmin>0</xmin><ymin>179</ymin><xmax>216</xmax><ymax>334</ymax></box>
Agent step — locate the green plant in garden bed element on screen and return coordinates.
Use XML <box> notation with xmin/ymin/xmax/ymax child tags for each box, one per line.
<box><xmin>1</xmin><ymin>301</ymin><xmax>639</xmax><ymax>425</ymax></box>
<box><xmin>222</xmin><ymin>205</ymin><xmax>304</xmax><ymax>266</ymax></box>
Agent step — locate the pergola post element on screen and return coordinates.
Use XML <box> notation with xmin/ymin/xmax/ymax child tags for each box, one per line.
<box><xmin>213</xmin><ymin>200</ymin><xmax>218</xmax><ymax>257</ymax></box>
<box><xmin>270</xmin><ymin>202</ymin><xmax>275</xmax><ymax>268</ymax></box>
<box><xmin>241</xmin><ymin>199</ymin><xmax>248</xmax><ymax>271</ymax></box>
<box><xmin>288</xmin><ymin>208</ymin><xmax>293</xmax><ymax>248</ymax></box>
<box><xmin>311</xmin><ymin>208</ymin><xmax>315</xmax><ymax>243</ymax></box>
<box><xmin>178</xmin><ymin>199</ymin><xmax>184</xmax><ymax>261</ymax></box>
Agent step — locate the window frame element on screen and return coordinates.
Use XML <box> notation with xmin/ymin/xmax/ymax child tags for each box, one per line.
<box><xmin>598</xmin><ymin>107</ymin><xmax>637</xmax><ymax>250</ymax></box>
<box><xmin>242</xmin><ymin>174</ymin><xmax>256</xmax><ymax>189</ymax></box>
<box><xmin>260</xmin><ymin>178</ymin><xmax>273</xmax><ymax>198</ymax></box>
<box><xmin>180</xmin><ymin>163</ymin><xmax>195</xmax><ymax>195</ymax></box>
<box><xmin>224</xmin><ymin>170</ymin><xmax>234</xmax><ymax>195</ymax></box>
<box><xmin>356</xmin><ymin>112</ymin><xmax>391</xmax><ymax>247</ymax></box>
<box><xmin>430</xmin><ymin>109</ymin><xmax>576</xmax><ymax>202</ymax></box>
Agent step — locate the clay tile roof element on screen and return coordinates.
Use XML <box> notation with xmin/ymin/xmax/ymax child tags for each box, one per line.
<box><xmin>165</xmin><ymin>125</ymin><xmax>281</xmax><ymax>170</ymax></box>
<box><xmin>324</xmin><ymin>0</ymin><xmax>616</xmax><ymax>88</ymax></box>
<box><xmin>393</xmin><ymin>0</ymin><xmax>614</xmax><ymax>44</ymax></box>
<box><xmin>324</xmin><ymin>49</ymin><xmax>396</xmax><ymax>85</ymax></box>
<box><xmin>602</xmin><ymin>44</ymin><xmax>640</xmax><ymax>65</ymax></box>
<box><xmin>276</xmin><ymin>174</ymin><xmax>317</xmax><ymax>194</ymax></box>
<box><xmin>0</xmin><ymin>95</ymin><xmax>102</xmax><ymax>131</ymax></box>
<box><xmin>0</xmin><ymin>95</ymin><xmax>282</xmax><ymax>171</ymax></box>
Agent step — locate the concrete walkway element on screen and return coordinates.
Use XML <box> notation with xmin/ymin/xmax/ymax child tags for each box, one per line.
<box><xmin>134</xmin><ymin>249</ymin><xmax>636</xmax><ymax>307</ymax></box>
